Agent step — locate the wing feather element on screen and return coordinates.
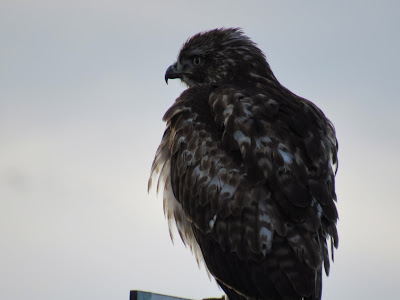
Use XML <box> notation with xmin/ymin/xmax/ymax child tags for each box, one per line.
<box><xmin>149</xmin><ymin>81</ymin><xmax>338</xmax><ymax>299</ymax></box>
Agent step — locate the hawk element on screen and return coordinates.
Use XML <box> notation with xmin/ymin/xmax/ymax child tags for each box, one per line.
<box><xmin>149</xmin><ymin>28</ymin><xmax>338</xmax><ymax>300</ymax></box>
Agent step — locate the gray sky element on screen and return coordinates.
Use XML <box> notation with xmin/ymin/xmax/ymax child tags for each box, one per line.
<box><xmin>1</xmin><ymin>1</ymin><xmax>399</xmax><ymax>299</ymax></box>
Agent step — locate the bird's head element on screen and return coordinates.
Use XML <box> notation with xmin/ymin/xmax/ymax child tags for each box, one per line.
<box><xmin>165</xmin><ymin>28</ymin><xmax>275</xmax><ymax>87</ymax></box>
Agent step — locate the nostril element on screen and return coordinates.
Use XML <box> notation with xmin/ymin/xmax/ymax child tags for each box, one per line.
<box><xmin>181</xmin><ymin>64</ymin><xmax>189</xmax><ymax>71</ymax></box>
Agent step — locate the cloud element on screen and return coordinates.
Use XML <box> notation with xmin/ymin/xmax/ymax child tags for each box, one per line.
<box><xmin>1</xmin><ymin>1</ymin><xmax>399</xmax><ymax>299</ymax></box>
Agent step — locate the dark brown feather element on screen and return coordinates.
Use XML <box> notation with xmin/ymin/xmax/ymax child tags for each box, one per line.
<box><xmin>149</xmin><ymin>28</ymin><xmax>338</xmax><ymax>300</ymax></box>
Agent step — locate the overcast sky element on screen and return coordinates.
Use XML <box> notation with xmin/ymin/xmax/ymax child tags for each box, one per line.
<box><xmin>1</xmin><ymin>1</ymin><xmax>399</xmax><ymax>300</ymax></box>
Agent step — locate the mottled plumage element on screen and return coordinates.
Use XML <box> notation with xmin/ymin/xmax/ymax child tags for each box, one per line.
<box><xmin>149</xmin><ymin>28</ymin><xmax>338</xmax><ymax>300</ymax></box>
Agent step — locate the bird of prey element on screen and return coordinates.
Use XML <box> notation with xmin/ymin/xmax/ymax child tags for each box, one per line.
<box><xmin>149</xmin><ymin>28</ymin><xmax>338</xmax><ymax>300</ymax></box>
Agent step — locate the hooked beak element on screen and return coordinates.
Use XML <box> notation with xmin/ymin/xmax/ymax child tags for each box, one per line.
<box><xmin>165</xmin><ymin>62</ymin><xmax>182</xmax><ymax>84</ymax></box>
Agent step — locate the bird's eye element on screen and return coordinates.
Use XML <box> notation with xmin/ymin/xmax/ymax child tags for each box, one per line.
<box><xmin>193</xmin><ymin>57</ymin><xmax>202</xmax><ymax>66</ymax></box>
